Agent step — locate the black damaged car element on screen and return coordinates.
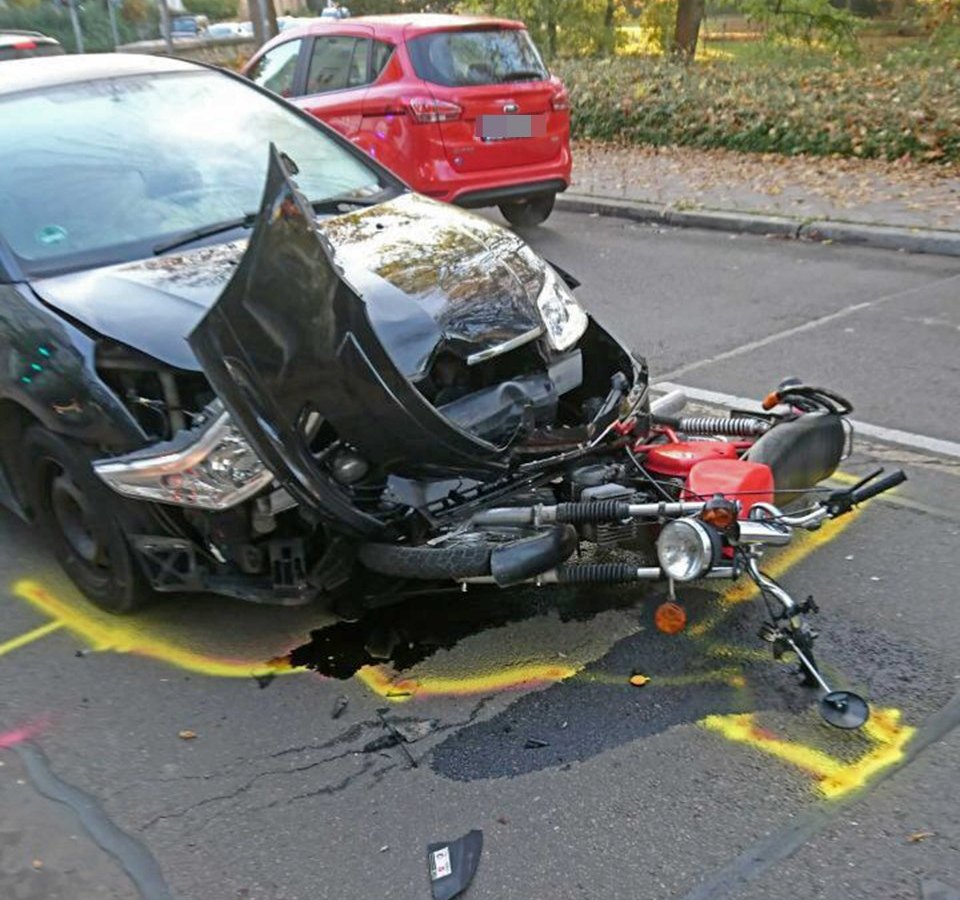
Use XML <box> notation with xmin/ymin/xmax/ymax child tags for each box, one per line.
<box><xmin>0</xmin><ymin>53</ymin><xmax>645</xmax><ymax>613</ymax></box>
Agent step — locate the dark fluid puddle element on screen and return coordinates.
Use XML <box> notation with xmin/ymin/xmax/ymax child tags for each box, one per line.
<box><xmin>287</xmin><ymin>582</ymin><xmax>647</xmax><ymax>680</ymax></box>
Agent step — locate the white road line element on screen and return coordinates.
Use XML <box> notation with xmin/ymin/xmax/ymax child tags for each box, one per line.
<box><xmin>655</xmin><ymin>381</ymin><xmax>960</xmax><ymax>460</ymax></box>
<box><xmin>656</xmin><ymin>272</ymin><xmax>960</xmax><ymax>383</ymax></box>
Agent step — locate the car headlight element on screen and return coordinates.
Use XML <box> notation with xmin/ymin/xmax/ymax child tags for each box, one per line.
<box><xmin>537</xmin><ymin>265</ymin><xmax>589</xmax><ymax>352</ymax></box>
<box><xmin>94</xmin><ymin>408</ymin><xmax>274</xmax><ymax>510</ymax></box>
<box><xmin>656</xmin><ymin>518</ymin><xmax>721</xmax><ymax>582</ymax></box>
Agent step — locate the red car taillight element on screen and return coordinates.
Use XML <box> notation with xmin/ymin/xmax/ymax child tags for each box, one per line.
<box><xmin>550</xmin><ymin>87</ymin><xmax>571</xmax><ymax>112</ymax></box>
<box><xmin>407</xmin><ymin>96</ymin><xmax>462</xmax><ymax>124</ymax></box>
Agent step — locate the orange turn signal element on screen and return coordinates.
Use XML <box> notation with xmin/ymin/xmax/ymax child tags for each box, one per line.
<box><xmin>761</xmin><ymin>391</ymin><xmax>781</xmax><ymax>411</ymax></box>
<box><xmin>654</xmin><ymin>601</ymin><xmax>687</xmax><ymax>635</ymax></box>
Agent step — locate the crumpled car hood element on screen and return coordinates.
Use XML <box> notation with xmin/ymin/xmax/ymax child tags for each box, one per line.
<box><xmin>29</xmin><ymin>193</ymin><xmax>547</xmax><ymax>375</ymax></box>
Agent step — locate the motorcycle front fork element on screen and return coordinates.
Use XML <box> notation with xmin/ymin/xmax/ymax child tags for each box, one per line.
<box><xmin>742</xmin><ymin>551</ymin><xmax>870</xmax><ymax>728</ymax></box>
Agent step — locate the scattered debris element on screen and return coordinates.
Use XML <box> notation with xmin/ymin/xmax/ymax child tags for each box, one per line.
<box><xmin>74</xmin><ymin>649</ymin><xmax>90</xmax><ymax>658</ymax></box>
<box><xmin>392</xmin><ymin>719</ymin><xmax>437</xmax><ymax>743</ymax></box>
<box><xmin>253</xmin><ymin>673</ymin><xmax>275</xmax><ymax>690</ymax></box>
<box><xmin>379</xmin><ymin>845</ymin><xmax>390</xmax><ymax>853</ymax></box>
<box><xmin>363</xmin><ymin>733</ymin><xmax>401</xmax><ymax>753</ymax></box>
<box><xmin>524</xmin><ymin>738</ymin><xmax>550</xmax><ymax>749</ymax></box>
<box><xmin>31</xmin><ymin>859</ymin><xmax>43</xmax><ymax>870</ymax></box>
<box><xmin>427</xmin><ymin>830</ymin><xmax>483</xmax><ymax>900</ymax></box>
<box><xmin>375</xmin><ymin>709</ymin><xmax>418</xmax><ymax>768</ymax></box>
<box><xmin>332</xmin><ymin>696</ymin><xmax>349</xmax><ymax>719</ymax></box>
<box><xmin>630</xmin><ymin>673</ymin><xmax>651</xmax><ymax>687</ymax></box>
<box><xmin>495</xmin><ymin>816</ymin><xmax>509</xmax><ymax>825</ymax></box>
<box><xmin>909</xmin><ymin>831</ymin><xmax>936</xmax><ymax>843</ymax></box>
<box><xmin>177</xmin><ymin>730</ymin><xmax>198</xmax><ymax>741</ymax></box>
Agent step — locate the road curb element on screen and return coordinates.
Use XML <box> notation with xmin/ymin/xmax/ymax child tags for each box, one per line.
<box><xmin>557</xmin><ymin>193</ymin><xmax>960</xmax><ymax>258</ymax></box>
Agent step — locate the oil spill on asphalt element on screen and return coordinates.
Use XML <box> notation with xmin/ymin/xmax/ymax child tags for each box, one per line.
<box><xmin>428</xmin><ymin>593</ymin><xmax>951</xmax><ymax>782</ymax></box>
<box><xmin>287</xmin><ymin>583</ymin><xmax>641</xmax><ymax>680</ymax></box>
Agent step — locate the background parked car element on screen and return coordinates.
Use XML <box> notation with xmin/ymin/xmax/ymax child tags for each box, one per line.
<box><xmin>242</xmin><ymin>14</ymin><xmax>571</xmax><ymax>226</ymax></box>
<box><xmin>207</xmin><ymin>21</ymin><xmax>245</xmax><ymax>39</ymax></box>
<box><xmin>0</xmin><ymin>30</ymin><xmax>64</xmax><ymax>61</ymax></box>
<box><xmin>170</xmin><ymin>14</ymin><xmax>209</xmax><ymax>38</ymax></box>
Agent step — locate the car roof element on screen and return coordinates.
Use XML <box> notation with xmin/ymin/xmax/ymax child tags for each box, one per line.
<box><xmin>277</xmin><ymin>13</ymin><xmax>523</xmax><ymax>42</ymax></box>
<box><xmin>0</xmin><ymin>52</ymin><xmax>200</xmax><ymax>96</ymax></box>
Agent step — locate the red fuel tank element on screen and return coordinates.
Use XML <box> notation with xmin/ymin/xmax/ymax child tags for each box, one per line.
<box><xmin>643</xmin><ymin>441</ymin><xmax>739</xmax><ymax>479</ymax></box>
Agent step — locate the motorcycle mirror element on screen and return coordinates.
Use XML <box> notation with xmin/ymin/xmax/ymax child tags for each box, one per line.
<box><xmin>819</xmin><ymin>690</ymin><xmax>870</xmax><ymax>730</ymax></box>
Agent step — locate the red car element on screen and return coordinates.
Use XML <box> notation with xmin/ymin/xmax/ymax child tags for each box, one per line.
<box><xmin>243</xmin><ymin>14</ymin><xmax>571</xmax><ymax>226</ymax></box>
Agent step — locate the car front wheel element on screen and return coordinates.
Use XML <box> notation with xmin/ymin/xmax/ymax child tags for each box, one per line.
<box><xmin>23</xmin><ymin>425</ymin><xmax>154</xmax><ymax>614</ymax></box>
<box><xmin>499</xmin><ymin>192</ymin><xmax>556</xmax><ymax>228</ymax></box>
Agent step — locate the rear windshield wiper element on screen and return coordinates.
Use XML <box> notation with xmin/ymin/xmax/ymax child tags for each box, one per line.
<box><xmin>499</xmin><ymin>69</ymin><xmax>545</xmax><ymax>82</ymax></box>
<box><xmin>153</xmin><ymin>212</ymin><xmax>257</xmax><ymax>256</ymax></box>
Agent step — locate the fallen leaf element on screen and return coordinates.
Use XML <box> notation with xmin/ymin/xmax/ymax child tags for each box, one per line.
<box><xmin>630</xmin><ymin>674</ymin><xmax>651</xmax><ymax>687</ymax></box>
<box><xmin>178</xmin><ymin>730</ymin><xmax>198</xmax><ymax>740</ymax></box>
<box><xmin>908</xmin><ymin>831</ymin><xmax>935</xmax><ymax>843</ymax></box>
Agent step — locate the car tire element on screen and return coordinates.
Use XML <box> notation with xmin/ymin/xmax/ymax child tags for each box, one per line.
<box><xmin>22</xmin><ymin>425</ymin><xmax>154</xmax><ymax>614</ymax></box>
<box><xmin>498</xmin><ymin>193</ymin><xmax>556</xmax><ymax>228</ymax></box>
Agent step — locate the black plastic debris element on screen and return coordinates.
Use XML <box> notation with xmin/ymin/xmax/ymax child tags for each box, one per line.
<box><xmin>524</xmin><ymin>738</ymin><xmax>550</xmax><ymax>749</ymax></box>
<box><xmin>363</xmin><ymin>733</ymin><xmax>401</xmax><ymax>753</ymax></box>
<box><xmin>376</xmin><ymin>709</ymin><xmax>419</xmax><ymax>768</ymax></box>
<box><xmin>427</xmin><ymin>830</ymin><xmax>483</xmax><ymax>900</ymax></box>
<box><xmin>332</xmin><ymin>695</ymin><xmax>349</xmax><ymax>719</ymax></box>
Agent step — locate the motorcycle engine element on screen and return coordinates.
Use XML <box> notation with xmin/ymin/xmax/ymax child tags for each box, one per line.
<box><xmin>570</xmin><ymin>464</ymin><xmax>650</xmax><ymax>550</ymax></box>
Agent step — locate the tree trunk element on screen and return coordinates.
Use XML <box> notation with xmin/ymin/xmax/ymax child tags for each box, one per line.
<box><xmin>248</xmin><ymin>0</ymin><xmax>265</xmax><ymax>47</ymax></box>
<box><xmin>603</xmin><ymin>0</ymin><xmax>616</xmax><ymax>55</ymax></box>
<box><xmin>673</xmin><ymin>0</ymin><xmax>704</xmax><ymax>60</ymax></box>
<box><xmin>546</xmin><ymin>15</ymin><xmax>557</xmax><ymax>59</ymax></box>
<box><xmin>264</xmin><ymin>0</ymin><xmax>279</xmax><ymax>39</ymax></box>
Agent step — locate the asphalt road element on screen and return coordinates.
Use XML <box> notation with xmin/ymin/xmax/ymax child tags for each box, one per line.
<box><xmin>2</xmin><ymin>211</ymin><xmax>960</xmax><ymax>900</ymax></box>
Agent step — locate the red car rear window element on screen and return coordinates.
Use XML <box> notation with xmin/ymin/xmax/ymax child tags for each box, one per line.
<box><xmin>407</xmin><ymin>28</ymin><xmax>547</xmax><ymax>87</ymax></box>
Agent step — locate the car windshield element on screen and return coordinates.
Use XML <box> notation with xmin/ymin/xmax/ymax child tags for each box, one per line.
<box><xmin>407</xmin><ymin>28</ymin><xmax>548</xmax><ymax>87</ymax></box>
<box><xmin>0</xmin><ymin>69</ymin><xmax>392</xmax><ymax>277</ymax></box>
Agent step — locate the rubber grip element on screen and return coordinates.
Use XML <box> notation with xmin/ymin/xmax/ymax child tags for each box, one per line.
<box><xmin>851</xmin><ymin>469</ymin><xmax>907</xmax><ymax>504</ymax></box>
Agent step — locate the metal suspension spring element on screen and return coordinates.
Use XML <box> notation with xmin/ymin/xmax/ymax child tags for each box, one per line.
<box><xmin>677</xmin><ymin>416</ymin><xmax>769</xmax><ymax>437</ymax></box>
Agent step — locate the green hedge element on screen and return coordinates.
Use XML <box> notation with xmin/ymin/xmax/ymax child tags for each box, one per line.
<box><xmin>552</xmin><ymin>50</ymin><xmax>960</xmax><ymax>162</ymax></box>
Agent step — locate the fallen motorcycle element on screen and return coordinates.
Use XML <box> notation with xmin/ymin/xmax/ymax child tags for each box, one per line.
<box><xmin>79</xmin><ymin>149</ymin><xmax>905</xmax><ymax>728</ymax></box>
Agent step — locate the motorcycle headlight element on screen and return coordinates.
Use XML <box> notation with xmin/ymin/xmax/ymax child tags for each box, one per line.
<box><xmin>656</xmin><ymin>519</ymin><xmax>721</xmax><ymax>582</ymax></box>
<box><xmin>536</xmin><ymin>265</ymin><xmax>589</xmax><ymax>352</ymax></box>
<box><xmin>94</xmin><ymin>409</ymin><xmax>274</xmax><ymax>510</ymax></box>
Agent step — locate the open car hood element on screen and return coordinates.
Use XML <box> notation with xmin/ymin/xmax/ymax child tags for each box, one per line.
<box><xmin>30</xmin><ymin>192</ymin><xmax>545</xmax><ymax>377</ymax></box>
<box><xmin>188</xmin><ymin>146</ymin><xmax>521</xmax><ymax>534</ymax></box>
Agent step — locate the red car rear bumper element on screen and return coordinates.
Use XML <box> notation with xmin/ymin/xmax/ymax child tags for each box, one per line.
<box><xmin>409</xmin><ymin>145</ymin><xmax>572</xmax><ymax>206</ymax></box>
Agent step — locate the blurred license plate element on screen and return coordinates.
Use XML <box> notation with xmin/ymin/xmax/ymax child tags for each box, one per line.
<box><xmin>478</xmin><ymin>114</ymin><xmax>546</xmax><ymax>140</ymax></box>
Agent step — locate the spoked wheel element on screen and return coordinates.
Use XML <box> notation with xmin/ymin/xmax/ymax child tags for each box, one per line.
<box><xmin>499</xmin><ymin>193</ymin><xmax>556</xmax><ymax>228</ymax></box>
<box><xmin>24</xmin><ymin>426</ymin><xmax>154</xmax><ymax>614</ymax></box>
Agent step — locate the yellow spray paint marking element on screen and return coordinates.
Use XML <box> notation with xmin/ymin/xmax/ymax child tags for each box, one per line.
<box><xmin>0</xmin><ymin>620</ymin><xmax>64</xmax><ymax>658</ymax></box>
<box><xmin>356</xmin><ymin>660</ymin><xmax>582</xmax><ymax>702</ymax></box>
<box><xmin>701</xmin><ymin>707</ymin><xmax>915</xmax><ymax>799</ymax></box>
<box><xmin>11</xmin><ymin>579</ymin><xmax>292</xmax><ymax>678</ymax></box>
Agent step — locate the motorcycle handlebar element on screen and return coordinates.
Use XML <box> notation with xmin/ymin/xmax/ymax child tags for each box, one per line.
<box><xmin>849</xmin><ymin>469</ymin><xmax>907</xmax><ymax>505</ymax></box>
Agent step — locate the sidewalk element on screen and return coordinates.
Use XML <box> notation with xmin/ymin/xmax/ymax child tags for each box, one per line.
<box><xmin>564</xmin><ymin>142</ymin><xmax>960</xmax><ymax>248</ymax></box>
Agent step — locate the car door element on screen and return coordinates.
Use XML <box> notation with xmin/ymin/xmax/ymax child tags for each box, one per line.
<box><xmin>293</xmin><ymin>28</ymin><xmax>375</xmax><ymax>141</ymax></box>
